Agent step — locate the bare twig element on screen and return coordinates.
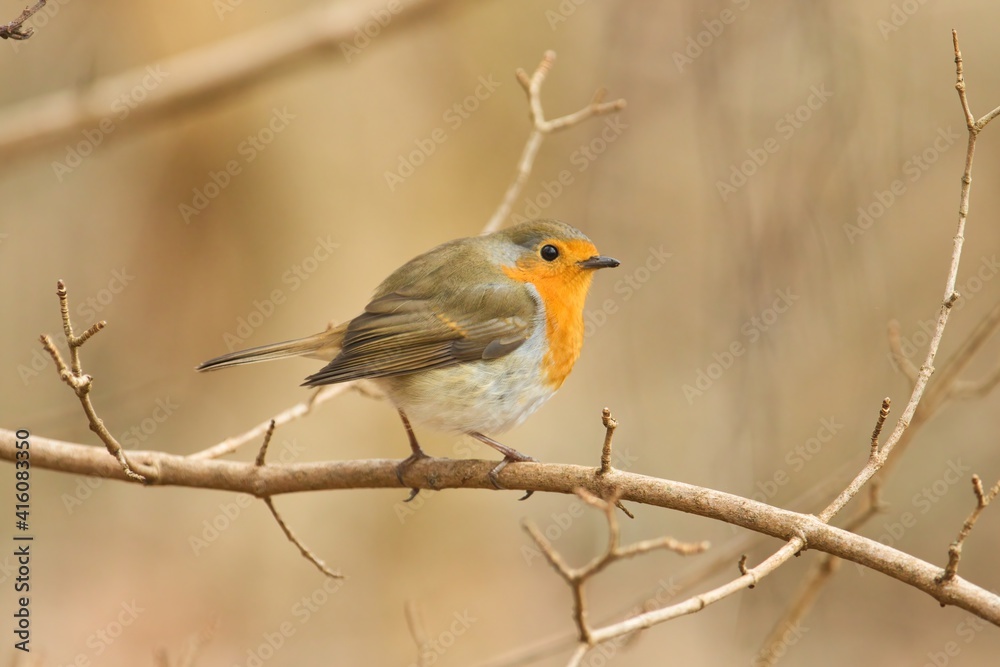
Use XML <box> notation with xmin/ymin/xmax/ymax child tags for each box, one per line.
<box><xmin>523</xmin><ymin>487</ymin><xmax>707</xmax><ymax>654</ymax></box>
<box><xmin>39</xmin><ymin>280</ymin><xmax>147</xmax><ymax>482</ymax></box>
<box><xmin>937</xmin><ymin>475</ymin><xmax>1000</xmax><ymax>583</ymax></box>
<box><xmin>256</xmin><ymin>421</ymin><xmax>343</xmax><ymax>579</ymax></box>
<box><xmin>0</xmin><ymin>0</ymin><xmax>44</xmax><ymax>40</ymax></box>
<box><xmin>482</xmin><ymin>51</ymin><xmax>626</xmax><ymax>234</ymax></box>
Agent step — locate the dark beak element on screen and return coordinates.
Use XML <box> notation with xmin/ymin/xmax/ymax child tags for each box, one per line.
<box><xmin>578</xmin><ymin>255</ymin><xmax>620</xmax><ymax>270</ymax></box>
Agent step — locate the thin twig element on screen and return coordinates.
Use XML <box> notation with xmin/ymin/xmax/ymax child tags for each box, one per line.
<box><xmin>0</xmin><ymin>0</ymin><xmax>44</xmax><ymax>40</ymax></box>
<box><xmin>40</xmin><ymin>281</ymin><xmax>147</xmax><ymax>482</ymax></box>
<box><xmin>255</xmin><ymin>422</ymin><xmax>343</xmax><ymax>579</ymax></box>
<box><xmin>482</xmin><ymin>51</ymin><xmax>626</xmax><ymax>234</ymax></box>
<box><xmin>937</xmin><ymin>475</ymin><xmax>1000</xmax><ymax>583</ymax></box>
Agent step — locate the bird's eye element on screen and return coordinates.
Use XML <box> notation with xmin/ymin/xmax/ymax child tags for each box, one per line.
<box><xmin>540</xmin><ymin>244</ymin><xmax>559</xmax><ymax>261</ymax></box>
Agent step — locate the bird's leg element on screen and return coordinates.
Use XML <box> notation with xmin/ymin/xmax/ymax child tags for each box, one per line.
<box><xmin>396</xmin><ymin>410</ymin><xmax>428</xmax><ymax>502</ymax></box>
<box><xmin>468</xmin><ymin>432</ymin><xmax>536</xmax><ymax>500</ymax></box>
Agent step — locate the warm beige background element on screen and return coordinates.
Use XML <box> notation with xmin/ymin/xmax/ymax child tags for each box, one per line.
<box><xmin>2</xmin><ymin>0</ymin><xmax>1000</xmax><ymax>665</ymax></box>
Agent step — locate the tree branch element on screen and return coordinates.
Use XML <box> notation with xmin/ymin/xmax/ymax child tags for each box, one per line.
<box><xmin>482</xmin><ymin>51</ymin><xmax>626</xmax><ymax>234</ymax></box>
<box><xmin>0</xmin><ymin>0</ymin><xmax>453</xmax><ymax>161</ymax></box>
<box><xmin>0</xmin><ymin>0</ymin><xmax>44</xmax><ymax>41</ymax></box>
<box><xmin>3</xmin><ymin>427</ymin><xmax>999</xmax><ymax>626</ymax></box>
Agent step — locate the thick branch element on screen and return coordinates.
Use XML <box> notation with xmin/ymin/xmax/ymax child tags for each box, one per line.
<box><xmin>3</xmin><ymin>428</ymin><xmax>998</xmax><ymax>625</ymax></box>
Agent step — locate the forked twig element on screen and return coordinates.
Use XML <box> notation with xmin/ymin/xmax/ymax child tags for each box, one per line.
<box><xmin>937</xmin><ymin>475</ymin><xmax>1000</xmax><ymax>583</ymax></box>
<box><xmin>483</xmin><ymin>51</ymin><xmax>626</xmax><ymax>234</ymax></box>
<box><xmin>40</xmin><ymin>280</ymin><xmax>148</xmax><ymax>482</ymax></box>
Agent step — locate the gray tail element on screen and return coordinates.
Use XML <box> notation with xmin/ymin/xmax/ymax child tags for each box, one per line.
<box><xmin>196</xmin><ymin>330</ymin><xmax>339</xmax><ymax>372</ymax></box>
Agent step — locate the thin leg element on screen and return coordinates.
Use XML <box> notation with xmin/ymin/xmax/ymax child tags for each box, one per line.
<box><xmin>396</xmin><ymin>410</ymin><xmax>428</xmax><ymax>502</ymax></box>
<box><xmin>469</xmin><ymin>432</ymin><xmax>536</xmax><ymax>500</ymax></box>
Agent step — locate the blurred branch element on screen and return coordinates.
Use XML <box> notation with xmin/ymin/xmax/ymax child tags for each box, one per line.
<box><xmin>3</xmin><ymin>427</ymin><xmax>1000</xmax><ymax>627</ymax></box>
<box><xmin>482</xmin><ymin>51</ymin><xmax>626</xmax><ymax>234</ymax></box>
<box><xmin>0</xmin><ymin>0</ymin><xmax>452</xmax><ymax>161</ymax></box>
<box><xmin>0</xmin><ymin>0</ymin><xmax>43</xmax><ymax>40</ymax></box>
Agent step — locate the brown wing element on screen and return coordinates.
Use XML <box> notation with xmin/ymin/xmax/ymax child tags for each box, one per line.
<box><xmin>302</xmin><ymin>285</ymin><xmax>534</xmax><ymax>386</ymax></box>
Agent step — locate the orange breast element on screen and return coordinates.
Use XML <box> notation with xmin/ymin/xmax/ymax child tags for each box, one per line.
<box><xmin>503</xmin><ymin>259</ymin><xmax>595</xmax><ymax>390</ymax></box>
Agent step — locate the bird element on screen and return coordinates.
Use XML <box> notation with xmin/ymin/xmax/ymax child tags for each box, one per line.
<box><xmin>197</xmin><ymin>219</ymin><xmax>620</xmax><ymax>497</ymax></box>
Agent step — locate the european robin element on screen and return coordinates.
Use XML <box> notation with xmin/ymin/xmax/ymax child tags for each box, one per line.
<box><xmin>197</xmin><ymin>219</ymin><xmax>619</xmax><ymax>495</ymax></box>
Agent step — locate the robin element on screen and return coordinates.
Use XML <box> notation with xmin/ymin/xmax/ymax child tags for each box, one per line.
<box><xmin>197</xmin><ymin>219</ymin><xmax>619</xmax><ymax>496</ymax></box>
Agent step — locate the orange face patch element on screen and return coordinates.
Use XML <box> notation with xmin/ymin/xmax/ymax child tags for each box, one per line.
<box><xmin>502</xmin><ymin>238</ymin><xmax>600</xmax><ymax>389</ymax></box>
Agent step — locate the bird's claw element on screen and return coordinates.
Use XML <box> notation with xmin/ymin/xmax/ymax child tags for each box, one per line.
<box><xmin>396</xmin><ymin>450</ymin><xmax>430</xmax><ymax>502</ymax></box>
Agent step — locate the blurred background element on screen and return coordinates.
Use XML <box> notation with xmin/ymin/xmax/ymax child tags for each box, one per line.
<box><xmin>2</xmin><ymin>0</ymin><xmax>1000</xmax><ymax>664</ymax></box>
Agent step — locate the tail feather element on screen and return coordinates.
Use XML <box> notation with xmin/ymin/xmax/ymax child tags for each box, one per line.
<box><xmin>196</xmin><ymin>328</ymin><xmax>342</xmax><ymax>372</ymax></box>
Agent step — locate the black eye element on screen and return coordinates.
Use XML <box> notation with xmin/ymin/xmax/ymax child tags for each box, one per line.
<box><xmin>540</xmin><ymin>244</ymin><xmax>559</xmax><ymax>261</ymax></box>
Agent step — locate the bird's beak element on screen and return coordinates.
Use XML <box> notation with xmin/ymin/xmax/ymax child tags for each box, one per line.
<box><xmin>578</xmin><ymin>255</ymin><xmax>621</xmax><ymax>270</ymax></box>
